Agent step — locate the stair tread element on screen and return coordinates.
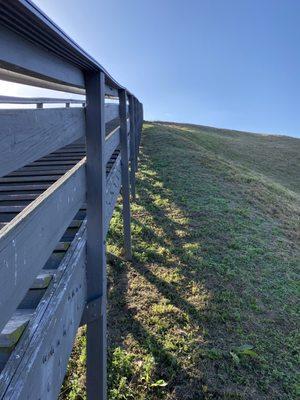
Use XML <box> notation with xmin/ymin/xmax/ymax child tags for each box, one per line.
<box><xmin>31</xmin><ymin>272</ymin><xmax>53</xmax><ymax>289</ymax></box>
<box><xmin>0</xmin><ymin>309</ymin><xmax>34</xmax><ymax>348</ymax></box>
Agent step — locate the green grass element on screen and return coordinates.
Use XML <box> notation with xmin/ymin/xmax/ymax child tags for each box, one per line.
<box><xmin>61</xmin><ymin>122</ymin><xmax>300</xmax><ymax>400</ymax></box>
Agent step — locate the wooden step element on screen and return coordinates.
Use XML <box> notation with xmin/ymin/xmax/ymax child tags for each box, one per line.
<box><xmin>31</xmin><ymin>272</ymin><xmax>53</xmax><ymax>289</ymax></box>
<box><xmin>0</xmin><ymin>310</ymin><xmax>34</xmax><ymax>349</ymax></box>
<box><xmin>0</xmin><ymin>184</ymin><xmax>51</xmax><ymax>192</ymax></box>
<box><xmin>55</xmin><ymin>242</ymin><xmax>70</xmax><ymax>251</ymax></box>
<box><xmin>43</xmin><ymin>252</ymin><xmax>66</xmax><ymax>270</ymax></box>
<box><xmin>18</xmin><ymin>273</ymin><xmax>54</xmax><ymax>309</ymax></box>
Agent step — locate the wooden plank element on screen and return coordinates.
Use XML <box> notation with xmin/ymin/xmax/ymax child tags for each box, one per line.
<box><xmin>105</xmin><ymin>102</ymin><xmax>119</xmax><ymax>123</ymax></box>
<box><xmin>31</xmin><ymin>272</ymin><xmax>53</xmax><ymax>289</ymax></box>
<box><xmin>1</xmin><ymin>227</ymin><xmax>87</xmax><ymax>400</ymax></box>
<box><xmin>0</xmin><ymin>95</ymin><xmax>84</xmax><ymax>105</ymax></box>
<box><xmin>0</xmin><ymin>206</ymin><xmax>25</xmax><ymax>214</ymax></box>
<box><xmin>104</xmin><ymin>154</ymin><xmax>122</xmax><ymax>235</ymax></box>
<box><xmin>0</xmin><ymin>310</ymin><xmax>33</xmax><ymax>348</ymax></box>
<box><xmin>128</xmin><ymin>95</ymin><xmax>136</xmax><ymax>199</ymax></box>
<box><xmin>28</xmin><ymin>160</ymin><xmax>78</xmax><ymax>167</ymax></box>
<box><xmin>0</xmin><ymin>194</ymin><xmax>38</xmax><ymax>201</ymax></box>
<box><xmin>0</xmin><ymin>158</ymin><xmax>86</xmax><ymax>333</ymax></box>
<box><xmin>0</xmin><ymin>184</ymin><xmax>51</xmax><ymax>193</ymax></box>
<box><xmin>119</xmin><ymin>90</ymin><xmax>132</xmax><ymax>260</ymax></box>
<box><xmin>0</xmin><ymin>107</ymin><xmax>85</xmax><ymax>177</ymax></box>
<box><xmin>85</xmin><ymin>70</ymin><xmax>107</xmax><ymax>400</ymax></box>
<box><xmin>55</xmin><ymin>242</ymin><xmax>70</xmax><ymax>251</ymax></box>
<box><xmin>0</xmin><ymin>25</ymin><xmax>85</xmax><ymax>90</ymax></box>
<box><xmin>9</xmin><ymin>169</ymin><xmax>68</xmax><ymax>177</ymax></box>
<box><xmin>0</xmin><ymin>176</ymin><xmax>59</xmax><ymax>183</ymax></box>
<box><xmin>104</xmin><ymin>127</ymin><xmax>120</xmax><ymax>165</ymax></box>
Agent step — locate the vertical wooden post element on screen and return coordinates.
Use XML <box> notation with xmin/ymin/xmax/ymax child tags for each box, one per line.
<box><xmin>134</xmin><ymin>98</ymin><xmax>139</xmax><ymax>172</ymax></box>
<box><xmin>85</xmin><ymin>70</ymin><xmax>107</xmax><ymax>400</ymax></box>
<box><xmin>119</xmin><ymin>89</ymin><xmax>132</xmax><ymax>260</ymax></box>
<box><xmin>128</xmin><ymin>95</ymin><xmax>136</xmax><ymax>200</ymax></box>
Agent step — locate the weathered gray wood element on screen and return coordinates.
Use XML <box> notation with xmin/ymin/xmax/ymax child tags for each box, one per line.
<box><xmin>2</xmin><ymin>227</ymin><xmax>87</xmax><ymax>400</ymax></box>
<box><xmin>104</xmin><ymin>127</ymin><xmax>120</xmax><ymax>165</ymax></box>
<box><xmin>104</xmin><ymin>154</ymin><xmax>122</xmax><ymax>234</ymax></box>
<box><xmin>0</xmin><ymin>221</ymin><xmax>86</xmax><ymax>395</ymax></box>
<box><xmin>0</xmin><ymin>194</ymin><xmax>38</xmax><ymax>202</ymax></box>
<box><xmin>134</xmin><ymin>98</ymin><xmax>139</xmax><ymax>172</ymax></box>
<box><xmin>0</xmin><ymin>108</ymin><xmax>85</xmax><ymax>177</ymax></box>
<box><xmin>128</xmin><ymin>95</ymin><xmax>136</xmax><ymax>199</ymax></box>
<box><xmin>0</xmin><ymin>176</ymin><xmax>58</xmax><ymax>183</ymax></box>
<box><xmin>28</xmin><ymin>160</ymin><xmax>78</xmax><ymax>167</ymax></box>
<box><xmin>9</xmin><ymin>169</ymin><xmax>68</xmax><ymax>177</ymax></box>
<box><xmin>0</xmin><ymin>158</ymin><xmax>86</xmax><ymax>333</ymax></box>
<box><xmin>55</xmin><ymin>242</ymin><xmax>71</xmax><ymax>251</ymax></box>
<box><xmin>0</xmin><ymin>67</ymin><xmax>85</xmax><ymax>96</ymax></box>
<box><xmin>0</xmin><ymin>310</ymin><xmax>33</xmax><ymax>348</ymax></box>
<box><xmin>31</xmin><ymin>272</ymin><xmax>53</xmax><ymax>289</ymax></box>
<box><xmin>0</xmin><ymin>95</ymin><xmax>84</xmax><ymax>105</ymax></box>
<box><xmin>0</xmin><ymin>25</ymin><xmax>85</xmax><ymax>90</ymax></box>
<box><xmin>0</xmin><ymin>184</ymin><xmax>51</xmax><ymax>193</ymax></box>
<box><xmin>104</xmin><ymin>103</ymin><xmax>119</xmax><ymax>123</ymax></box>
<box><xmin>85</xmin><ymin>71</ymin><xmax>107</xmax><ymax>400</ymax></box>
<box><xmin>119</xmin><ymin>90</ymin><xmax>132</xmax><ymax>260</ymax></box>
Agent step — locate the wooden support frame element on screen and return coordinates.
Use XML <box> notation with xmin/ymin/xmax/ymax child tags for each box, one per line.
<box><xmin>85</xmin><ymin>70</ymin><xmax>107</xmax><ymax>400</ymax></box>
<box><xmin>119</xmin><ymin>89</ymin><xmax>132</xmax><ymax>260</ymax></box>
<box><xmin>0</xmin><ymin>2</ymin><xmax>143</xmax><ymax>398</ymax></box>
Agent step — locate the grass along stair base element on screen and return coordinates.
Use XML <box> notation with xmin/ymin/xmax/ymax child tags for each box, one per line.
<box><xmin>61</xmin><ymin>122</ymin><xmax>300</xmax><ymax>400</ymax></box>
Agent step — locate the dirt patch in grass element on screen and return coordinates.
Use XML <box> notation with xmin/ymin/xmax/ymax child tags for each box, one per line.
<box><xmin>61</xmin><ymin>122</ymin><xmax>300</xmax><ymax>400</ymax></box>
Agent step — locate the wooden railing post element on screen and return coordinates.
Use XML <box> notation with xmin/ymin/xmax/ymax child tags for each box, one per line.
<box><xmin>133</xmin><ymin>98</ymin><xmax>139</xmax><ymax>171</ymax></box>
<box><xmin>85</xmin><ymin>70</ymin><xmax>107</xmax><ymax>400</ymax></box>
<box><xmin>119</xmin><ymin>89</ymin><xmax>132</xmax><ymax>260</ymax></box>
<box><xmin>128</xmin><ymin>94</ymin><xmax>136</xmax><ymax>199</ymax></box>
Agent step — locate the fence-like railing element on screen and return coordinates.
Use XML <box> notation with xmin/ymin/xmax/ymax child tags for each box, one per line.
<box><xmin>0</xmin><ymin>1</ymin><xmax>143</xmax><ymax>399</ymax></box>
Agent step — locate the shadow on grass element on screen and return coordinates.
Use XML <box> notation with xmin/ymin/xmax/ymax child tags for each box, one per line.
<box><xmin>107</xmin><ymin>123</ymin><xmax>299</xmax><ymax>399</ymax></box>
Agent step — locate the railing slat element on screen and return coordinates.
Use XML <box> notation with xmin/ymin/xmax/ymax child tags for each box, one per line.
<box><xmin>0</xmin><ymin>108</ymin><xmax>85</xmax><ymax>178</ymax></box>
<box><xmin>0</xmin><ymin>158</ymin><xmax>86</xmax><ymax>333</ymax></box>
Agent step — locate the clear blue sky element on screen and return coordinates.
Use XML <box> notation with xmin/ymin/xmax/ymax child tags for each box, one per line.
<box><xmin>9</xmin><ymin>1</ymin><xmax>300</xmax><ymax>137</ymax></box>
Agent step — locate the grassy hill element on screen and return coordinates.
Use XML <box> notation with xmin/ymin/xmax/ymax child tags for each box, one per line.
<box><xmin>62</xmin><ymin>122</ymin><xmax>300</xmax><ymax>400</ymax></box>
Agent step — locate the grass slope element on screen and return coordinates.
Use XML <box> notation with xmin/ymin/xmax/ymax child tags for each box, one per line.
<box><xmin>61</xmin><ymin>122</ymin><xmax>300</xmax><ymax>400</ymax></box>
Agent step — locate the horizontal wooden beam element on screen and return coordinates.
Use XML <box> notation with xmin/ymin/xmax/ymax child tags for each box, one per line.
<box><xmin>0</xmin><ymin>107</ymin><xmax>85</xmax><ymax>177</ymax></box>
<box><xmin>0</xmin><ymin>25</ymin><xmax>85</xmax><ymax>90</ymax></box>
<box><xmin>0</xmin><ymin>95</ymin><xmax>84</xmax><ymax>105</ymax></box>
<box><xmin>104</xmin><ymin>103</ymin><xmax>119</xmax><ymax>123</ymax></box>
<box><xmin>0</xmin><ymin>158</ymin><xmax>86</xmax><ymax>333</ymax></box>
